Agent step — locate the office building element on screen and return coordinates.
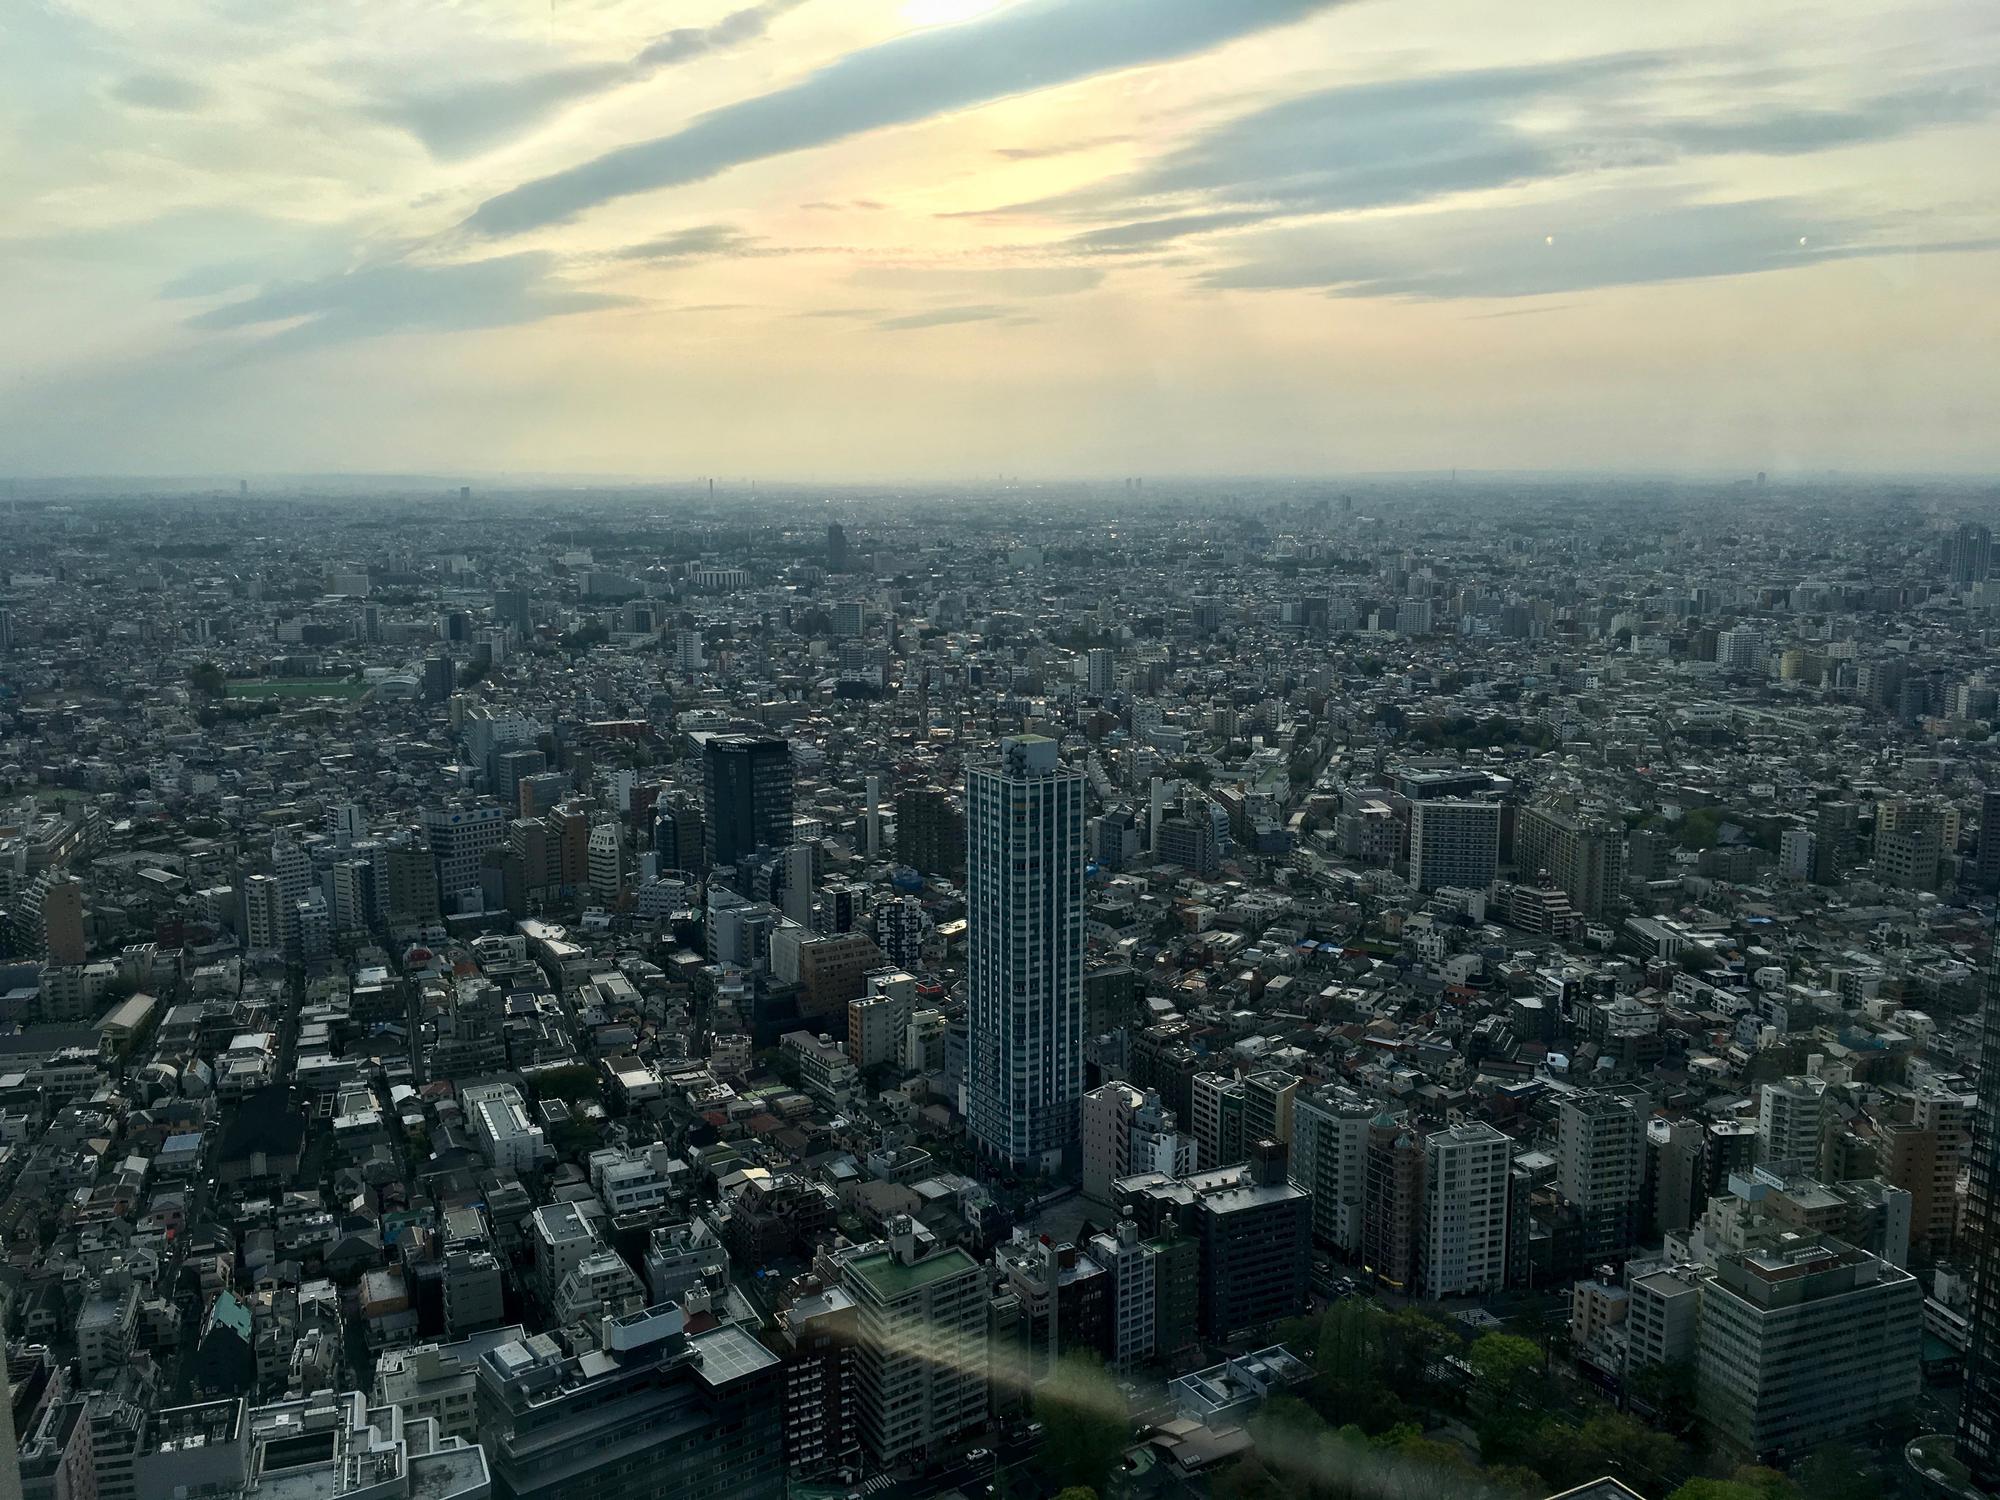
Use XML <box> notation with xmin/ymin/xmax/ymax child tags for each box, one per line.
<box><xmin>653</xmin><ymin>796</ymin><xmax>705</xmax><ymax>875</ymax></box>
<box><xmin>996</xmin><ymin>1233</ymin><xmax>1110</xmax><ymax>1376</ymax></box>
<box><xmin>1970</xmin><ymin>786</ymin><xmax>2000</xmax><ymax>894</ymax></box>
<box><xmin>385</xmin><ymin>842</ymin><xmax>442</xmax><ymax>922</ymax></box>
<box><xmin>1648</xmin><ymin>1116</ymin><xmax>1706</xmax><ymax>1240</ymax></box>
<box><xmin>1197</xmin><ymin>1141</ymin><xmax>1311</xmax><ymax>1340</ymax></box>
<box><xmin>477</xmin><ymin>1307</ymin><xmax>783</xmax><ymax>1500</ymax></box>
<box><xmin>423</xmin><ymin>805</ymin><xmax>508</xmax><ymax>915</ymax></box>
<box><xmin>703</xmin><ymin>734</ymin><xmax>794</xmax><ymax>871</ymax></box>
<box><xmin>1408</xmin><ymin>799</ymin><xmax>1501</xmax><ymax>893</ymax></box>
<box><xmin>964</xmin><ymin>735</ymin><xmax>1086</xmax><ymax>1175</ymax></box>
<box><xmin>1625</xmin><ymin>1260</ymin><xmax>1705</xmax><ymax>1377</ymax></box>
<box><xmin>1697</xmin><ymin>1237</ymin><xmax>1919</xmax><ymax>1458</ymax></box>
<box><xmin>1155</xmin><ymin>814</ymin><xmax>1219</xmax><ymax>878</ymax></box>
<box><xmin>422</xmin><ymin>654</ymin><xmax>454</xmax><ymax>701</ymax></box>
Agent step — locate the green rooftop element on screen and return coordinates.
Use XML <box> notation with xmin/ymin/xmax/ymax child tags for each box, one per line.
<box><xmin>845</xmin><ymin>1246</ymin><xmax>978</xmax><ymax>1301</ymax></box>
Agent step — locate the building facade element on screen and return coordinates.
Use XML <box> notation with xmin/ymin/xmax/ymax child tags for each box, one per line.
<box><xmin>964</xmin><ymin>736</ymin><xmax>1085</xmax><ymax>1175</ymax></box>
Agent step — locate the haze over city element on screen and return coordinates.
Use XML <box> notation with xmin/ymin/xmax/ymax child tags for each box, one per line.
<box><xmin>4</xmin><ymin>0</ymin><xmax>1999</xmax><ymax>480</ymax></box>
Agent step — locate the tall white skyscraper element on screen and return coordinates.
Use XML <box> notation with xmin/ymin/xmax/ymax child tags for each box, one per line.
<box><xmin>966</xmin><ymin>735</ymin><xmax>1085</xmax><ymax>1175</ymax></box>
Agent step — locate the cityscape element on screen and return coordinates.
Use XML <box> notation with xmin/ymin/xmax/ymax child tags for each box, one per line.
<box><xmin>0</xmin><ymin>479</ymin><xmax>1996</xmax><ymax>1500</ymax></box>
<box><xmin>7</xmin><ymin>0</ymin><xmax>2000</xmax><ymax>1498</ymax></box>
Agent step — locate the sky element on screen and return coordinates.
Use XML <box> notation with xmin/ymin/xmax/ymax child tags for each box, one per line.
<box><xmin>2</xmin><ymin>0</ymin><xmax>1998</xmax><ymax>481</ymax></box>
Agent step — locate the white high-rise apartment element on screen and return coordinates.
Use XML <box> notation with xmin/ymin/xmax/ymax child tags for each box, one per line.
<box><xmin>587</xmin><ymin>820</ymin><xmax>624</xmax><ymax>904</ymax></box>
<box><xmin>965</xmin><ymin>735</ymin><xmax>1085</xmax><ymax>1174</ymax></box>
<box><xmin>839</xmin><ymin>1220</ymin><xmax>988</xmax><ymax>1464</ymax></box>
<box><xmin>1291</xmin><ymin>1084</ymin><xmax>1377</xmax><ymax>1254</ymax></box>
<box><xmin>1408</xmin><ymin>799</ymin><xmax>1501</xmax><ymax>892</ymax></box>
<box><xmin>1715</xmin><ymin>628</ymin><xmax>1769</xmax><ymax>674</ymax></box>
<box><xmin>1757</xmin><ymin>1075</ymin><xmax>1828</xmax><ymax>1171</ymax></box>
<box><xmin>1419</xmin><ymin>1119</ymin><xmax>1512</xmax><ymax>1297</ymax></box>
<box><xmin>271</xmin><ymin>833</ymin><xmax>312</xmax><ymax>906</ymax></box>
<box><xmin>243</xmin><ymin>873</ymin><xmax>284</xmax><ymax>952</ymax></box>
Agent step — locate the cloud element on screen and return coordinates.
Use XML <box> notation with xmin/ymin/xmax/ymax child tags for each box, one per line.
<box><xmin>1005</xmin><ymin>57</ymin><xmax>1996</xmax><ymax>260</ymax></box>
<box><xmin>615</xmin><ymin>224</ymin><xmax>764</xmax><ymax>262</ymax></box>
<box><xmin>873</xmin><ymin>303</ymin><xmax>1028</xmax><ymax>331</ymax></box>
<box><xmin>378</xmin><ymin>0</ymin><xmax>808</xmax><ymax>159</ymax></box>
<box><xmin>111</xmin><ymin>73</ymin><xmax>212</xmax><ymax>112</ymax></box>
<box><xmin>464</xmin><ymin>0</ymin><xmax>1344</xmax><ymax>236</ymax></box>
<box><xmin>993</xmin><ymin>132</ymin><xmax>1132</xmax><ymax>161</ymax></box>
<box><xmin>188</xmin><ymin>252</ymin><xmax>625</xmax><ymax>350</ymax></box>
<box><xmin>1199</xmin><ymin>189</ymin><xmax>2000</xmax><ymax>300</ymax></box>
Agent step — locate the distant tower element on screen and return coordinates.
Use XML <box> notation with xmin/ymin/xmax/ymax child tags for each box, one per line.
<box><xmin>965</xmin><ymin>736</ymin><xmax>1085</xmax><ymax>1175</ymax></box>
<box><xmin>865</xmin><ymin>775</ymin><xmax>881</xmax><ymax>858</ymax></box>
<box><xmin>827</xmin><ymin>522</ymin><xmax>849</xmax><ymax>573</ymax></box>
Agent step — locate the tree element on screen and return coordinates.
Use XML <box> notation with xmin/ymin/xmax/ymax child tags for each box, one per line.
<box><xmin>1467</xmin><ymin>1331</ymin><xmax>1542</xmax><ymax>1413</ymax></box>
<box><xmin>1209</xmin><ymin>1456</ymin><xmax>1281</xmax><ymax>1500</ymax></box>
<box><xmin>1667</xmin><ymin>1482</ymin><xmax>1781</xmax><ymax>1500</ymax></box>
<box><xmin>1723</xmin><ymin>1467</ymin><xmax>1797</xmax><ymax>1500</ymax></box>
<box><xmin>1795</xmin><ymin>1444</ymin><xmax>1877</xmax><ymax>1500</ymax></box>
<box><xmin>1564</xmin><ymin>1412</ymin><xmax>1687</xmax><ymax>1494</ymax></box>
<box><xmin>1627</xmin><ymin>1357</ymin><xmax>1699</xmax><ymax>1431</ymax></box>
<box><xmin>189</xmin><ymin>661</ymin><xmax>228</xmax><ymax>697</ymax></box>
<box><xmin>1036</xmin><ymin>1352</ymin><xmax>1129</xmax><ymax>1493</ymax></box>
<box><xmin>1052</xmin><ymin>1488</ymin><xmax>1099</xmax><ymax>1500</ymax></box>
<box><xmin>1379</xmin><ymin>1307</ymin><xmax>1452</xmax><ymax>1409</ymax></box>
<box><xmin>531</xmin><ymin>1063</ymin><xmax>602</xmax><ymax>1103</ymax></box>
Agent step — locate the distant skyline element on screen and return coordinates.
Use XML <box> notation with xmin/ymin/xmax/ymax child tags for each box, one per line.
<box><xmin>3</xmin><ymin>0</ymin><xmax>1998</xmax><ymax>479</ymax></box>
